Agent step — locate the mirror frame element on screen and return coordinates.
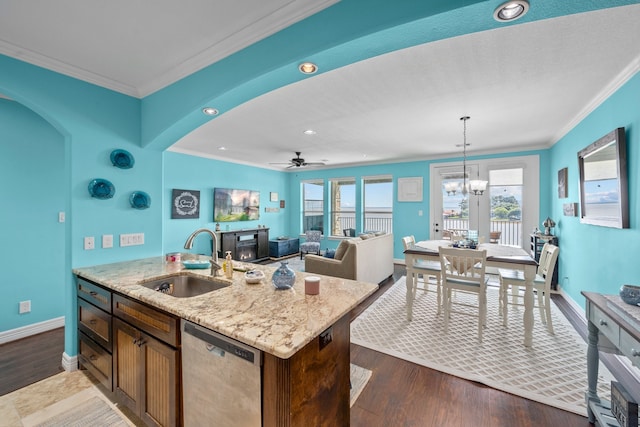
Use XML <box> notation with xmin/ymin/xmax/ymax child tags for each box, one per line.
<box><xmin>577</xmin><ymin>127</ymin><xmax>629</xmax><ymax>229</ymax></box>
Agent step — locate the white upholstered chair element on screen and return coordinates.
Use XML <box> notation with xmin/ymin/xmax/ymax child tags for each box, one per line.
<box><xmin>439</xmin><ymin>247</ymin><xmax>488</xmax><ymax>342</ymax></box>
<box><xmin>299</xmin><ymin>230</ymin><xmax>322</xmax><ymax>259</ymax></box>
<box><xmin>402</xmin><ymin>235</ymin><xmax>443</xmax><ymax>315</ymax></box>
<box><xmin>498</xmin><ymin>243</ymin><xmax>559</xmax><ymax>333</ymax></box>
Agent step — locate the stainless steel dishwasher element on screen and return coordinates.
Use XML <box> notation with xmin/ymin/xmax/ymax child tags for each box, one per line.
<box><xmin>181</xmin><ymin>320</ymin><xmax>262</xmax><ymax>426</ymax></box>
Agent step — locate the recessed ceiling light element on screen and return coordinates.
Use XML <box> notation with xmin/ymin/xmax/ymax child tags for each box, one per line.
<box><xmin>298</xmin><ymin>62</ymin><xmax>318</xmax><ymax>74</ymax></box>
<box><xmin>202</xmin><ymin>107</ymin><xmax>219</xmax><ymax>116</ymax></box>
<box><xmin>493</xmin><ymin>1</ymin><xmax>529</xmax><ymax>22</ymax></box>
<box><xmin>218</xmin><ymin>146</ymin><xmax>227</xmax><ymax>151</ymax></box>
<box><xmin>303</xmin><ymin>129</ymin><xmax>317</xmax><ymax>135</ymax></box>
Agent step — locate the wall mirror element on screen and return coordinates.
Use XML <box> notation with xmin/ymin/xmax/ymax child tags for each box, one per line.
<box><xmin>577</xmin><ymin>127</ymin><xmax>629</xmax><ymax>228</ymax></box>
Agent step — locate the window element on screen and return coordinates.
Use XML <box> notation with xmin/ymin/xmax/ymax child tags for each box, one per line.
<box><xmin>329</xmin><ymin>178</ymin><xmax>355</xmax><ymax>237</ymax></box>
<box><xmin>489</xmin><ymin>168</ymin><xmax>523</xmax><ymax>246</ymax></box>
<box><xmin>302</xmin><ymin>180</ymin><xmax>324</xmax><ymax>234</ymax></box>
<box><xmin>363</xmin><ymin>175</ymin><xmax>393</xmax><ymax>234</ymax></box>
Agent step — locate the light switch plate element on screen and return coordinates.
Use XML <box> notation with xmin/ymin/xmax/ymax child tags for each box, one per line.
<box><xmin>102</xmin><ymin>234</ymin><xmax>113</xmax><ymax>248</ymax></box>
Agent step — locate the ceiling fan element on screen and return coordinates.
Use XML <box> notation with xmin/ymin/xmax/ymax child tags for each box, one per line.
<box><xmin>270</xmin><ymin>152</ymin><xmax>326</xmax><ymax>168</ymax></box>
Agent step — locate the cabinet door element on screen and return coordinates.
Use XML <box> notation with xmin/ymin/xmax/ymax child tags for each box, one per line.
<box><xmin>114</xmin><ymin>318</ymin><xmax>180</xmax><ymax>427</ymax></box>
<box><xmin>114</xmin><ymin>318</ymin><xmax>142</xmax><ymax>415</ymax></box>
<box><xmin>140</xmin><ymin>335</ymin><xmax>180</xmax><ymax>427</ymax></box>
<box><xmin>257</xmin><ymin>229</ymin><xmax>269</xmax><ymax>258</ymax></box>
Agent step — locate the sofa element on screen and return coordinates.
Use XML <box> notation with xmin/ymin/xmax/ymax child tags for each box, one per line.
<box><xmin>305</xmin><ymin>232</ymin><xmax>394</xmax><ymax>284</ymax></box>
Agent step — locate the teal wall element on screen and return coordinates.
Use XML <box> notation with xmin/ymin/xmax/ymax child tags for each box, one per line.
<box><xmin>0</xmin><ymin>100</ymin><xmax>66</xmax><ymax>330</ymax></box>
<box><xmin>549</xmin><ymin>73</ymin><xmax>640</xmax><ymax>307</ymax></box>
<box><xmin>0</xmin><ymin>54</ymin><xmax>163</xmax><ymax>355</ymax></box>
<box><xmin>162</xmin><ymin>152</ymin><xmax>290</xmax><ymax>255</ymax></box>
<box><xmin>0</xmin><ymin>1</ymin><xmax>639</xmax><ymax>359</ymax></box>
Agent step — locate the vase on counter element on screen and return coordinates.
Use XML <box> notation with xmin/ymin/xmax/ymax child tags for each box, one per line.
<box><xmin>272</xmin><ymin>261</ymin><xmax>296</xmax><ymax>290</ymax></box>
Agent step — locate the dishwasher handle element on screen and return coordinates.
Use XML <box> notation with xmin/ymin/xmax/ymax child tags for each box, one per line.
<box><xmin>183</xmin><ymin>321</ymin><xmax>260</xmax><ymax>365</ymax></box>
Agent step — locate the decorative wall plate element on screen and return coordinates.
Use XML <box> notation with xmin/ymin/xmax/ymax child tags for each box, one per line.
<box><xmin>88</xmin><ymin>178</ymin><xmax>115</xmax><ymax>199</ymax></box>
<box><xmin>130</xmin><ymin>191</ymin><xmax>151</xmax><ymax>209</ymax></box>
<box><xmin>110</xmin><ymin>149</ymin><xmax>135</xmax><ymax>169</ymax></box>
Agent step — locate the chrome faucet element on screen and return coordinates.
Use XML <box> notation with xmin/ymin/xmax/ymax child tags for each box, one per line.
<box><xmin>184</xmin><ymin>228</ymin><xmax>222</xmax><ymax>276</ymax></box>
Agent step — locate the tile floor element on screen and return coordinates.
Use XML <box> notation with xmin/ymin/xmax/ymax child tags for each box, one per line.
<box><xmin>0</xmin><ymin>370</ymin><xmax>102</xmax><ymax>426</ymax></box>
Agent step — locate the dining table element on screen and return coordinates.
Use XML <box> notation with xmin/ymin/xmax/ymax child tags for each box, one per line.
<box><xmin>404</xmin><ymin>240</ymin><xmax>539</xmax><ymax>347</ymax></box>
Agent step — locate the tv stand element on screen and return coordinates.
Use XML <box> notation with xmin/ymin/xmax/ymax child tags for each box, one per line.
<box><xmin>218</xmin><ymin>228</ymin><xmax>269</xmax><ymax>262</ymax></box>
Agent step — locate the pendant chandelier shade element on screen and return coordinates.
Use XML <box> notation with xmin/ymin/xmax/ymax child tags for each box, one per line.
<box><xmin>444</xmin><ymin>116</ymin><xmax>488</xmax><ymax>196</ymax></box>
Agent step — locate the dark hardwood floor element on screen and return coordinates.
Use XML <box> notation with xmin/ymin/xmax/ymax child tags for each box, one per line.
<box><xmin>0</xmin><ymin>326</ymin><xmax>64</xmax><ymax>396</ymax></box>
<box><xmin>0</xmin><ymin>265</ymin><xmax>612</xmax><ymax>426</ymax></box>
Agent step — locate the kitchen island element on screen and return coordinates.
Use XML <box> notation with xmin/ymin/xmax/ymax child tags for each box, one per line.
<box><xmin>73</xmin><ymin>255</ymin><xmax>378</xmax><ymax>427</ymax></box>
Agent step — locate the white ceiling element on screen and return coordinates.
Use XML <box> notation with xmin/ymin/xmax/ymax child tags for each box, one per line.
<box><xmin>1</xmin><ymin>2</ymin><xmax>640</xmax><ymax>170</ymax></box>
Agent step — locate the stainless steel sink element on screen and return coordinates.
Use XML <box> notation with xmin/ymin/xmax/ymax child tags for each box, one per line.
<box><xmin>141</xmin><ymin>275</ymin><xmax>229</xmax><ymax>298</ymax></box>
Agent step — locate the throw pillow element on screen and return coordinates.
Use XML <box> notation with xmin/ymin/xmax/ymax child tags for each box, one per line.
<box><xmin>334</xmin><ymin>240</ymin><xmax>349</xmax><ymax>260</ymax></box>
<box><xmin>324</xmin><ymin>249</ymin><xmax>335</xmax><ymax>259</ymax></box>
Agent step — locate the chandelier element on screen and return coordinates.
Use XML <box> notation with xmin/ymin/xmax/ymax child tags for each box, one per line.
<box><xmin>444</xmin><ymin>116</ymin><xmax>488</xmax><ymax>196</ymax></box>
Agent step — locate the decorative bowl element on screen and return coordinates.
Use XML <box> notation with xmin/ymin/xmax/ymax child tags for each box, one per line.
<box><xmin>110</xmin><ymin>149</ymin><xmax>135</xmax><ymax>169</ymax></box>
<box><xmin>620</xmin><ymin>284</ymin><xmax>640</xmax><ymax>306</ymax></box>
<box><xmin>245</xmin><ymin>270</ymin><xmax>265</xmax><ymax>284</ymax></box>
<box><xmin>182</xmin><ymin>260</ymin><xmax>211</xmax><ymax>269</ymax></box>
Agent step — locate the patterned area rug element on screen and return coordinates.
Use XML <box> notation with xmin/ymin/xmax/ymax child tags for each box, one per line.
<box><xmin>351</xmin><ymin>276</ymin><xmax>613</xmax><ymax>416</ymax></box>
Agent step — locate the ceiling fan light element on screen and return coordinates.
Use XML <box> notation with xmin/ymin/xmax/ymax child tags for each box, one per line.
<box><xmin>493</xmin><ymin>1</ymin><xmax>529</xmax><ymax>22</ymax></box>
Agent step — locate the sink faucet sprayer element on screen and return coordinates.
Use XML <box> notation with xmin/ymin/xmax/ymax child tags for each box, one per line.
<box><xmin>183</xmin><ymin>228</ymin><xmax>223</xmax><ymax>276</ymax></box>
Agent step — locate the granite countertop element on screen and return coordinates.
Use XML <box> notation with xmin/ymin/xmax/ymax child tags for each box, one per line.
<box><xmin>73</xmin><ymin>255</ymin><xmax>378</xmax><ymax>359</ymax></box>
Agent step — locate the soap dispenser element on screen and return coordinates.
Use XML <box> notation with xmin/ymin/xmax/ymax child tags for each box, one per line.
<box><xmin>224</xmin><ymin>251</ymin><xmax>233</xmax><ymax>279</ymax></box>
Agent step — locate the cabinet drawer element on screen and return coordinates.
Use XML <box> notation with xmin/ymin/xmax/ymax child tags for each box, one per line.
<box><xmin>113</xmin><ymin>294</ymin><xmax>179</xmax><ymax>347</ymax></box>
<box><xmin>79</xmin><ymin>332</ymin><xmax>113</xmax><ymax>391</ymax></box>
<box><xmin>590</xmin><ymin>304</ymin><xmax>620</xmax><ymax>345</ymax></box>
<box><xmin>620</xmin><ymin>328</ymin><xmax>640</xmax><ymax>369</ymax></box>
<box><xmin>77</xmin><ymin>278</ymin><xmax>112</xmax><ymax>312</ymax></box>
<box><xmin>78</xmin><ymin>298</ymin><xmax>112</xmax><ymax>351</ymax></box>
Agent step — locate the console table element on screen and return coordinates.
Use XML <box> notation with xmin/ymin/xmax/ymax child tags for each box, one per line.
<box><xmin>269</xmin><ymin>237</ymin><xmax>299</xmax><ymax>258</ymax></box>
<box><xmin>218</xmin><ymin>228</ymin><xmax>269</xmax><ymax>262</ymax></box>
<box><xmin>583</xmin><ymin>291</ymin><xmax>640</xmax><ymax>426</ymax></box>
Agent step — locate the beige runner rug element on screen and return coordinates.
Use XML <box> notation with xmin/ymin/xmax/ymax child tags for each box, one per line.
<box><xmin>350</xmin><ymin>276</ymin><xmax>613</xmax><ymax>416</ymax></box>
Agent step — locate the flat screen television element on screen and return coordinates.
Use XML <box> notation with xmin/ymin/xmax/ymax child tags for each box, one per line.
<box><xmin>214</xmin><ymin>188</ymin><xmax>260</xmax><ymax>222</ymax></box>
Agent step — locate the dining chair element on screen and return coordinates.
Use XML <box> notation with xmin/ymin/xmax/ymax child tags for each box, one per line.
<box><xmin>300</xmin><ymin>230</ymin><xmax>322</xmax><ymax>259</ymax></box>
<box><xmin>498</xmin><ymin>243</ymin><xmax>559</xmax><ymax>333</ymax></box>
<box><xmin>402</xmin><ymin>235</ymin><xmax>443</xmax><ymax>315</ymax></box>
<box><xmin>439</xmin><ymin>247</ymin><xmax>488</xmax><ymax>342</ymax></box>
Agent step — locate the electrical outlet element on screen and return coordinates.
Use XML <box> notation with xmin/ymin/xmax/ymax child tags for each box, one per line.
<box><xmin>58</xmin><ymin>212</ymin><xmax>65</xmax><ymax>223</ymax></box>
<box><xmin>19</xmin><ymin>300</ymin><xmax>31</xmax><ymax>314</ymax></box>
<box><xmin>102</xmin><ymin>234</ymin><xmax>113</xmax><ymax>248</ymax></box>
<box><xmin>84</xmin><ymin>236</ymin><xmax>95</xmax><ymax>250</ymax></box>
<box><xmin>120</xmin><ymin>233</ymin><xmax>145</xmax><ymax>247</ymax></box>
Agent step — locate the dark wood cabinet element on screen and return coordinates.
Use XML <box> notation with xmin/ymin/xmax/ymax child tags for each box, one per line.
<box><xmin>77</xmin><ymin>278</ymin><xmax>113</xmax><ymax>391</ymax></box>
<box><xmin>77</xmin><ymin>276</ymin><xmax>181</xmax><ymax>427</ymax></box>
<box><xmin>219</xmin><ymin>228</ymin><xmax>269</xmax><ymax>262</ymax></box>
<box><xmin>113</xmin><ymin>317</ymin><xmax>180</xmax><ymax>427</ymax></box>
<box><xmin>530</xmin><ymin>233</ymin><xmax>559</xmax><ymax>290</ymax></box>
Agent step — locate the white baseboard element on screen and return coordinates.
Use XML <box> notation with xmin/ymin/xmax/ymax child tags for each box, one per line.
<box><xmin>0</xmin><ymin>316</ymin><xmax>65</xmax><ymax>344</ymax></box>
<box><xmin>61</xmin><ymin>352</ymin><xmax>78</xmax><ymax>372</ymax></box>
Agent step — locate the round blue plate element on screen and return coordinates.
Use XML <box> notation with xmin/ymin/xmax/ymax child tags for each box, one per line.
<box><xmin>88</xmin><ymin>178</ymin><xmax>115</xmax><ymax>199</ymax></box>
<box><xmin>130</xmin><ymin>191</ymin><xmax>151</xmax><ymax>209</ymax></box>
<box><xmin>110</xmin><ymin>149</ymin><xmax>135</xmax><ymax>169</ymax></box>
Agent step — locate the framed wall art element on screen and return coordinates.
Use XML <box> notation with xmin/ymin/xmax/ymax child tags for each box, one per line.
<box><xmin>398</xmin><ymin>177</ymin><xmax>423</xmax><ymax>202</ymax></box>
<box><xmin>171</xmin><ymin>189</ymin><xmax>200</xmax><ymax>219</ymax></box>
<box><xmin>558</xmin><ymin>167</ymin><xmax>567</xmax><ymax>198</ymax></box>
